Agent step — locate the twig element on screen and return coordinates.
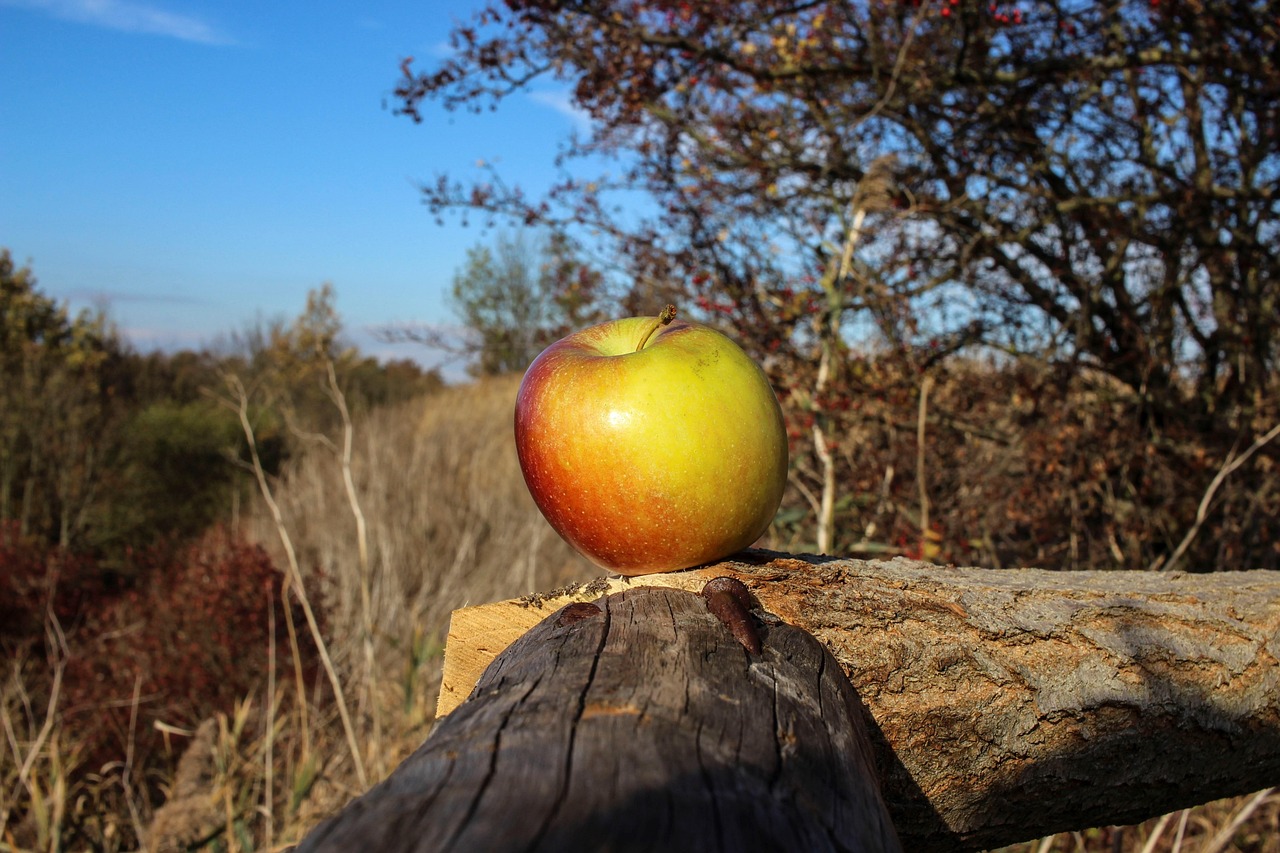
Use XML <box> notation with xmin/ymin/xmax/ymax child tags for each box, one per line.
<box><xmin>917</xmin><ymin>373</ymin><xmax>934</xmax><ymax>557</ymax></box>
<box><xmin>789</xmin><ymin>459</ymin><xmax>825</xmax><ymax>525</ymax></box>
<box><xmin>0</xmin><ymin>608</ymin><xmax>69</xmax><ymax>835</ymax></box>
<box><xmin>1197</xmin><ymin>788</ymin><xmax>1275</xmax><ymax>853</ymax></box>
<box><xmin>865</xmin><ymin>462</ymin><xmax>895</xmax><ymax>542</ymax></box>
<box><xmin>121</xmin><ymin>671</ymin><xmax>148</xmax><ymax>850</ymax></box>
<box><xmin>322</xmin><ymin>357</ymin><xmax>380</xmax><ymax>774</ymax></box>
<box><xmin>278</xmin><ymin>575</ymin><xmax>310</xmax><ymax>758</ymax></box>
<box><xmin>810</xmin><ymin>414</ymin><xmax>837</xmax><ymax>554</ymax></box>
<box><xmin>19</xmin><ymin>610</ymin><xmax>67</xmax><ymax>787</ymax></box>
<box><xmin>263</xmin><ymin>583</ymin><xmax>277</xmax><ymax>852</ymax></box>
<box><xmin>806</xmin><ymin>154</ymin><xmax>901</xmax><ymax>554</ymax></box>
<box><xmin>1158</xmin><ymin>421</ymin><xmax>1280</xmax><ymax>571</ymax></box>
<box><xmin>1171</xmin><ymin>807</ymin><xmax>1191</xmax><ymax>852</ymax></box>
<box><xmin>219</xmin><ymin>372</ymin><xmax>368</xmax><ymax>789</ymax></box>
<box><xmin>1137</xmin><ymin>809</ymin><xmax>1175</xmax><ymax>853</ymax></box>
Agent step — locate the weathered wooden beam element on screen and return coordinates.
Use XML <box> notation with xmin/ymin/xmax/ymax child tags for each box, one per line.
<box><xmin>431</xmin><ymin>551</ymin><xmax>1280</xmax><ymax>851</ymax></box>
<box><xmin>295</xmin><ymin>584</ymin><xmax>903</xmax><ymax>852</ymax></box>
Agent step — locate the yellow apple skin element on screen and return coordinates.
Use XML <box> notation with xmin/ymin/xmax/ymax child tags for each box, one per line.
<box><xmin>514</xmin><ymin>315</ymin><xmax>788</xmax><ymax>576</ymax></box>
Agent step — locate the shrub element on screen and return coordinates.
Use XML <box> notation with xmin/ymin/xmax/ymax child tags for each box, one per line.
<box><xmin>96</xmin><ymin>400</ymin><xmax>248</xmax><ymax>552</ymax></box>
<box><xmin>60</xmin><ymin>531</ymin><xmax>322</xmax><ymax>780</ymax></box>
<box><xmin>0</xmin><ymin>521</ymin><xmax>103</xmax><ymax>649</ymax></box>
<box><xmin>776</xmin><ymin>354</ymin><xmax>1280</xmax><ymax>572</ymax></box>
<box><xmin>0</xmin><ymin>527</ymin><xmax>323</xmax><ymax>850</ymax></box>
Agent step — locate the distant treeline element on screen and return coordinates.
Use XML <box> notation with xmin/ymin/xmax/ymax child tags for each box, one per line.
<box><xmin>0</xmin><ymin>250</ymin><xmax>443</xmax><ymax>558</ymax></box>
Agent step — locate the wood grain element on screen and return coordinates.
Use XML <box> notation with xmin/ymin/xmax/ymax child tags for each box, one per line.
<box><xmin>297</xmin><ymin>585</ymin><xmax>902</xmax><ymax>852</ymax></box>
<box><xmin>435</xmin><ymin>551</ymin><xmax>1280</xmax><ymax>850</ymax></box>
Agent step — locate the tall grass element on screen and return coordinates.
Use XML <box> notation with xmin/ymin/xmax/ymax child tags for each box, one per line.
<box><xmin>238</xmin><ymin>375</ymin><xmax>596</xmax><ymax>782</ymax></box>
<box><xmin>232</xmin><ymin>370</ymin><xmax>1278</xmax><ymax>852</ymax></box>
<box><xmin>244</xmin><ymin>373</ymin><xmax>594</xmax><ymax>664</ymax></box>
<box><xmin>3</xmin><ymin>370</ymin><xmax>1276</xmax><ymax>851</ymax></box>
<box><xmin>0</xmin><ymin>376</ymin><xmax>597</xmax><ymax>851</ymax></box>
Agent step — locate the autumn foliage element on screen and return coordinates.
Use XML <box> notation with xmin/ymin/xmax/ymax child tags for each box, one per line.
<box><xmin>399</xmin><ymin>0</ymin><xmax>1280</xmax><ymax>572</ymax></box>
<box><xmin>0</xmin><ymin>525</ymin><xmax>323</xmax><ymax>837</ymax></box>
<box><xmin>770</xmin><ymin>355</ymin><xmax>1279</xmax><ymax>572</ymax></box>
<box><xmin>401</xmin><ymin>0</ymin><xmax>1278</xmax><ymax>423</ymax></box>
<box><xmin>3</xmin><ymin>0</ymin><xmax>1278</xmax><ymax>847</ymax></box>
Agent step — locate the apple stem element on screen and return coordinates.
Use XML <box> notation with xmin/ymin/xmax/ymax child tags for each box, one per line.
<box><xmin>637</xmin><ymin>304</ymin><xmax>678</xmax><ymax>351</ymax></box>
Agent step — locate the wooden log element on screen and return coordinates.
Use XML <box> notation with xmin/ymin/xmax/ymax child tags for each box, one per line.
<box><xmin>433</xmin><ymin>551</ymin><xmax>1280</xmax><ymax>851</ymax></box>
<box><xmin>295</xmin><ymin>584</ymin><xmax>903</xmax><ymax>852</ymax></box>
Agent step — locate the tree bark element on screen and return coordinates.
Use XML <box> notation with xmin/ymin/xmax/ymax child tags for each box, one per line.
<box><xmin>430</xmin><ymin>552</ymin><xmax>1280</xmax><ymax>851</ymax></box>
<box><xmin>724</xmin><ymin>553</ymin><xmax>1280</xmax><ymax>850</ymax></box>
<box><xmin>295</xmin><ymin>585</ymin><xmax>902</xmax><ymax>852</ymax></box>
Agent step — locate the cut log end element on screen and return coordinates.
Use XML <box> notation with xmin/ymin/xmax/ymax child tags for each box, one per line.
<box><xmin>298</xmin><ymin>584</ymin><xmax>903</xmax><ymax>852</ymax></box>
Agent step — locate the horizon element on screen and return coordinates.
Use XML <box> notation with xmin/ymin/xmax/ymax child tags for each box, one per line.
<box><xmin>1</xmin><ymin>0</ymin><xmax>589</xmax><ymax>375</ymax></box>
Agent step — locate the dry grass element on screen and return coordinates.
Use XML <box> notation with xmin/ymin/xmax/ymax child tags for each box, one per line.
<box><xmin>3</xmin><ymin>372</ymin><xmax>1276</xmax><ymax>851</ymax></box>
<box><xmin>238</xmin><ymin>374</ymin><xmax>597</xmax><ymax>786</ymax></box>
<box><xmin>226</xmin><ymin>371</ymin><xmax>1280</xmax><ymax>852</ymax></box>
<box><xmin>0</xmin><ymin>375</ymin><xmax>598</xmax><ymax>851</ymax></box>
<box><xmin>243</xmin><ymin>373</ymin><xmax>595</xmax><ymax>673</ymax></box>
<box><xmin>994</xmin><ymin>789</ymin><xmax>1280</xmax><ymax>853</ymax></box>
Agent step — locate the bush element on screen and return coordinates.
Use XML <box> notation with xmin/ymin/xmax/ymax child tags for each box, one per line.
<box><xmin>97</xmin><ymin>400</ymin><xmax>248</xmax><ymax>552</ymax></box>
<box><xmin>61</xmin><ymin>531</ymin><xmax>322</xmax><ymax>776</ymax></box>
<box><xmin>0</xmin><ymin>521</ymin><xmax>103</xmax><ymax>649</ymax></box>
<box><xmin>776</xmin><ymin>354</ymin><xmax>1280</xmax><ymax>572</ymax></box>
<box><xmin>0</xmin><ymin>527</ymin><xmax>323</xmax><ymax>850</ymax></box>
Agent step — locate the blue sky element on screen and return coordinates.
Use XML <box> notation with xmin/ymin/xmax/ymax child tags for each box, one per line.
<box><xmin>0</xmin><ymin>0</ymin><xmax>588</xmax><ymax>372</ymax></box>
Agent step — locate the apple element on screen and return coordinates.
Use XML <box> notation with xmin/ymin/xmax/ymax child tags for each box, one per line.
<box><xmin>515</xmin><ymin>305</ymin><xmax>788</xmax><ymax>576</ymax></box>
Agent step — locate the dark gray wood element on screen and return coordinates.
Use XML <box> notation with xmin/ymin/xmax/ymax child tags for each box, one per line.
<box><xmin>295</xmin><ymin>586</ymin><xmax>902</xmax><ymax>852</ymax></box>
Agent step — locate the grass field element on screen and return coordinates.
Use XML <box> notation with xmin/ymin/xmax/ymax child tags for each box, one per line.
<box><xmin>2</xmin><ymin>373</ymin><xmax>1276</xmax><ymax>851</ymax></box>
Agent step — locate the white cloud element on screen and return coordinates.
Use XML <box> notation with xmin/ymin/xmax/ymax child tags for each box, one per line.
<box><xmin>422</xmin><ymin>39</ymin><xmax>458</xmax><ymax>60</ymax></box>
<box><xmin>2</xmin><ymin>0</ymin><xmax>234</xmax><ymax>44</ymax></box>
<box><xmin>526</xmin><ymin>88</ymin><xmax>594</xmax><ymax>133</ymax></box>
<box><xmin>118</xmin><ymin>325</ymin><xmax>211</xmax><ymax>348</ymax></box>
<box><xmin>63</xmin><ymin>288</ymin><xmax>208</xmax><ymax>306</ymax></box>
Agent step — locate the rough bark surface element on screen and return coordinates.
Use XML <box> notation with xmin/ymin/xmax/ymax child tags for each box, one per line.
<box><xmin>434</xmin><ymin>552</ymin><xmax>1280</xmax><ymax>850</ymax></box>
<box><xmin>730</xmin><ymin>553</ymin><xmax>1280</xmax><ymax>851</ymax></box>
<box><xmin>295</xmin><ymin>586</ymin><xmax>902</xmax><ymax>852</ymax></box>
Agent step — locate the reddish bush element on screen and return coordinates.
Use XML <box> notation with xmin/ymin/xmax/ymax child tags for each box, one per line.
<box><xmin>775</xmin><ymin>355</ymin><xmax>1280</xmax><ymax>573</ymax></box>
<box><xmin>0</xmin><ymin>521</ymin><xmax>104</xmax><ymax>649</ymax></box>
<box><xmin>0</xmin><ymin>526</ymin><xmax>325</xmax><ymax>826</ymax></box>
